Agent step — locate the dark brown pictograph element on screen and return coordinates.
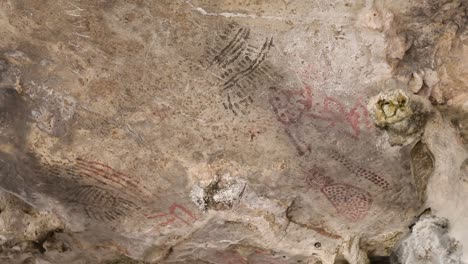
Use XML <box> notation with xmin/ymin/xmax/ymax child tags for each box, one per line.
<box><xmin>74</xmin><ymin>158</ymin><xmax>154</xmax><ymax>198</ymax></box>
<box><xmin>203</xmin><ymin>23</ymin><xmax>279</xmax><ymax>116</ymax></box>
<box><xmin>208</xmin><ymin>27</ymin><xmax>251</xmax><ymax>68</ymax></box>
<box><xmin>222</xmin><ymin>92</ymin><xmax>254</xmax><ymax>116</ymax></box>
<box><xmin>221</xmin><ymin>37</ymin><xmax>274</xmax><ymax>91</ymax></box>
<box><xmin>34</xmin><ymin>157</ymin><xmax>154</xmax><ymax>223</ymax></box>
<box><xmin>38</xmin><ymin>161</ymin><xmax>75</xmax><ymax>178</ymax></box>
<box><xmin>36</xmin><ymin>158</ymin><xmax>153</xmax><ymax>197</ymax></box>
<box><xmin>30</xmin><ymin>156</ymin><xmax>199</xmax><ymax>227</ymax></box>
<box><xmin>306</xmin><ymin>166</ymin><xmax>372</xmax><ymax>222</ymax></box>
<box><xmin>68</xmin><ymin>185</ymin><xmax>140</xmax><ymax>222</ymax></box>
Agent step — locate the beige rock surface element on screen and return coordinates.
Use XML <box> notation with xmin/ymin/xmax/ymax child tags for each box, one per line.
<box><xmin>0</xmin><ymin>0</ymin><xmax>466</xmax><ymax>263</ymax></box>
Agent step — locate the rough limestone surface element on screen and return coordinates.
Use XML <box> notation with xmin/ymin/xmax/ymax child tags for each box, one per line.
<box><xmin>381</xmin><ymin>0</ymin><xmax>468</xmax><ymax>263</ymax></box>
<box><xmin>0</xmin><ymin>0</ymin><xmax>466</xmax><ymax>263</ymax></box>
<box><xmin>392</xmin><ymin>215</ymin><xmax>463</xmax><ymax>264</ymax></box>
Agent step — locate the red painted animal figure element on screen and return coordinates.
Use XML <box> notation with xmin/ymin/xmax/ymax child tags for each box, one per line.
<box><xmin>268</xmin><ymin>85</ymin><xmax>372</xmax><ymax>139</ymax></box>
<box><xmin>306</xmin><ymin>166</ymin><xmax>372</xmax><ymax>222</ymax></box>
<box><xmin>306</xmin><ymin>95</ymin><xmax>372</xmax><ymax>139</ymax></box>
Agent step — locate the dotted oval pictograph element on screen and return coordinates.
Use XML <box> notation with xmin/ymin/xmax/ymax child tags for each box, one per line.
<box><xmin>306</xmin><ymin>165</ymin><xmax>372</xmax><ymax>222</ymax></box>
<box><xmin>329</xmin><ymin>151</ymin><xmax>391</xmax><ymax>191</ymax></box>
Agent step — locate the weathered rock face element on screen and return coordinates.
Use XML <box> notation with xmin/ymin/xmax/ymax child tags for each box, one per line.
<box><xmin>392</xmin><ymin>215</ymin><xmax>463</xmax><ymax>264</ymax></box>
<box><xmin>0</xmin><ymin>0</ymin><xmax>466</xmax><ymax>263</ymax></box>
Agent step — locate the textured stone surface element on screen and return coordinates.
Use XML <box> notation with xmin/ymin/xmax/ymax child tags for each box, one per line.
<box><xmin>392</xmin><ymin>215</ymin><xmax>463</xmax><ymax>264</ymax></box>
<box><xmin>0</xmin><ymin>0</ymin><xmax>466</xmax><ymax>263</ymax></box>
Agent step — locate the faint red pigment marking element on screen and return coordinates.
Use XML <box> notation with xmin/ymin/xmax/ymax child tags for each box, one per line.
<box><xmin>96</xmin><ymin>242</ymin><xmax>129</xmax><ymax>256</ymax></box>
<box><xmin>152</xmin><ymin>105</ymin><xmax>171</xmax><ymax>121</ymax></box>
<box><xmin>268</xmin><ymin>84</ymin><xmax>372</xmax><ymax>139</ymax></box>
<box><xmin>299</xmin><ymin>62</ymin><xmax>333</xmax><ymax>84</ymax></box>
<box><xmin>268</xmin><ymin>85</ymin><xmax>312</xmax><ymax>125</ymax></box>
<box><xmin>309</xmin><ymin>226</ymin><xmax>342</xmax><ymax>239</ymax></box>
<box><xmin>214</xmin><ymin>251</ymin><xmax>248</xmax><ymax>264</ymax></box>
<box><xmin>307</xmin><ymin>95</ymin><xmax>371</xmax><ymax>138</ymax></box>
<box><xmin>329</xmin><ymin>151</ymin><xmax>391</xmax><ymax>191</ymax></box>
<box><xmin>306</xmin><ymin>166</ymin><xmax>372</xmax><ymax>222</ymax></box>
<box><xmin>144</xmin><ymin>203</ymin><xmax>197</xmax><ymax>230</ymax></box>
<box><xmin>249</xmin><ymin>251</ymin><xmax>291</xmax><ymax>264</ymax></box>
<box><xmin>75</xmin><ymin>158</ymin><xmax>153</xmax><ymax>197</ymax></box>
<box><xmin>268</xmin><ymin>85</ymin><xmax>391</xmax><ymax>190</ymax></box>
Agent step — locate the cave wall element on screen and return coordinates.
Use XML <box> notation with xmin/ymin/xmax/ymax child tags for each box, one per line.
<box><xmin>0</xmin><ymin>0</ymin><xmax>466</xmax><ymax>263</ymax></box>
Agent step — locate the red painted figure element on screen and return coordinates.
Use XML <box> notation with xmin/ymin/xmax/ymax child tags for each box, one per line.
<box><xmin>268</xmin><ymin>84</ymin><xmax>372</xmax><ymax>139</ymax></box>
<box><xmin>306</xmin><ymin>166</ymin><xmax>372</xmax><ymax>222</ymax></box>
<box><xmin>144</xmin><ymin>203</ymin><xmax>197</xmax><ymax>229</ymax></box>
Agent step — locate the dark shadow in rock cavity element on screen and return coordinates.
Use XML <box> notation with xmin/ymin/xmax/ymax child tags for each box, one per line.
<box><xmin>0</xmin><ymin>87</ymin><xmax>31</xmax><ymax>149</ymax></box>
<box><xmin>410</xmin><ymin>141</ymin><xmax>434</xmax><ymax>202</ymax></box>
<box><xmin>369</xmin><ymin>256</ymin><xmax>391</xmax><ymax>264</ymax></box>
